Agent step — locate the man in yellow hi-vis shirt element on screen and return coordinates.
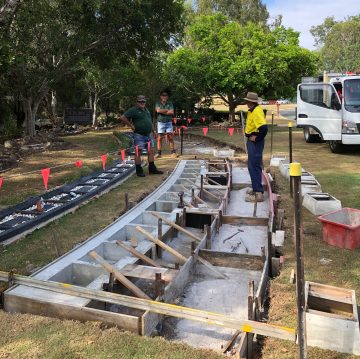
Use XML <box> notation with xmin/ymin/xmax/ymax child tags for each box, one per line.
<box><xmin>244</xmin><ymin>92</ymin><xmax>268</xmax><ymax>202</ymax></box>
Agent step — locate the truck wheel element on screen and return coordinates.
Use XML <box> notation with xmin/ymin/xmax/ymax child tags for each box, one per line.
<box><xmin>328</xmin><ymin>140</ymin><xmax>343</xmax><ymax>153</ymax></box>
<box><xmin>303</xmin><ymin>128</ymin><xmax>320</xmax><ymax>143</ymax></box>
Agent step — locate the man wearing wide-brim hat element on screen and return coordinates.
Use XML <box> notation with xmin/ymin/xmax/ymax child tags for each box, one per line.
<box><xmin>243</xmin><ymin>92</ymin><xmax>268</xmax><ymax>202</ymax></box>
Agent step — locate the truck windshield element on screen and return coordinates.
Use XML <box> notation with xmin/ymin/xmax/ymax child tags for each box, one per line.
<box><xmin>344</xmin><ymin>79</ymin><xmax>360</xmax><ymax>112</ymax></box>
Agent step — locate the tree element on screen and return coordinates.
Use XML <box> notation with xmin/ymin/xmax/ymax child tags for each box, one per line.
<box><xmin>311</xmin><ymin>16</ymin><xmax>360</xmax><ymax>72</ymax></box>
<box><xmin>0</xmin><ymin>0</ymin><xmax>185</xmax><ymax>136</ymax></box>
<box><xmin>310</xmin><ymin>16</ymin><xmax>337</xmax><ymax>48</ymax></box>
<box><xmin>194</xmin><ymin>0</ymin><xmax>268</xmax><ymax>25</ymax></box>
<box><xmin>0</xmin><ymin>0</ymin><xmax>21</xmax><ymax>22</ymax></box>
<box><xmin>165</xmin><ymin>14</ymin><xmax>317</xmax><ymax>122</ymax></box>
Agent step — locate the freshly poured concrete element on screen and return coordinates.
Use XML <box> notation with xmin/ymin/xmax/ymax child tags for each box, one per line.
<box><xmin>172</xmin><ymin>268</ymin><xmax>261</xmax><ymax>350</ymax></box>
<box><xmin>212</xmin><ymin>224</ymin><xmax>267</xmax><ymax>255</ymax></box>
<box><xmin>169</xmin><ymin>166</ymin><xmax>270</xmax><ymax>350</ymax></box>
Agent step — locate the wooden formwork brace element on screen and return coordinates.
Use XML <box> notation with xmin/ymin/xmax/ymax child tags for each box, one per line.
<box><xmin>149</xmin><ymin>212</ymin><xmax>202</xmax><ymax>243</ymax></box>
<box><xmin>116</xmin><ymin>240</ymin><xmax>162</xmax><ymax>268</ymax></box>
<box><xmin>136</xmin><ymin>225</ymin><xmax>227</xmax><ymax>280</ymax></box>
<box><xmin>88</xmin><ymin>251</ymin><xmax>151</xmax><ymax>300</ymax></box>
<box><xmin>0</xmin><ymin>270</ymin><xmax>296</xmax><ymax>341</ymax></box>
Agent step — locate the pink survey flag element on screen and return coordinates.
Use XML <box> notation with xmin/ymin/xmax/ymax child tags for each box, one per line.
<box><xmin>101</xmin><ymin>154</ymin><xmax>107</xmax><ymax>170</ymax></box>
<box><xmin>41</xmin><ymin>168</ymin><xmax>50</xmax><ymax>190</ymax></box>
<box><xmin>75</xmin><ymin>160</ymin><xmax>83</xmax><ymax>168</ymax></box>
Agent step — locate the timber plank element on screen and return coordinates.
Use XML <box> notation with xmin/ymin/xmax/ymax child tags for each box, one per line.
<box><xmin>222</xmin><ymin>215</ymin><xmax>268</xmax><ymax>226</ymax></box>
<box><xmin>121</xmin><ymin>264</ymin><xmax>178</xmax><ymax>283</ymax></box>
<box><xmin>199</xmin><ymin>249</ymin><xmax>263</xmax><ymax>270</ymax></box>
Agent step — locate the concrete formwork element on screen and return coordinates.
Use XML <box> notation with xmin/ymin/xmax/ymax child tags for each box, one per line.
<box><xmin>4</xmin><ymin>158</ymin><xmax>274</xmax><ymax>353</ymax></box>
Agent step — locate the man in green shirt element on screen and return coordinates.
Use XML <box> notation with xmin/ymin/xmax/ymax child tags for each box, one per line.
<box><xmin>120</xmin><ymin>95</ymin><xmax>163</xmax><ymax>177</ymax></box>
<box><xmin>155</xmin><ymin>90</ymin><xmax>176</xmax><ymax>157</ymax></box>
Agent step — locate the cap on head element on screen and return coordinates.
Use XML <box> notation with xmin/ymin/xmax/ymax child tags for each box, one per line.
<box><xmin>244</xmin><ymin>92</ymin><xmax>259</xmax><ymax>103</ymax></box>
<box><xmin>137</xmin><ymin>95</ymin><xmax>146</xmax><ymax>102</ymax></box>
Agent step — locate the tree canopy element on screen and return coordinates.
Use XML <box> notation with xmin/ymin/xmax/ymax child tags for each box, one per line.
<box><xmin>0</xmin><ymin>0</ymin><xmax>185</xmax><ymax>136</ymax></box>
<box><xmin>165</xmin><ymin>14</ymin><xmax>317</xmax><ymax>121</ymax></box>
<box><xmin>193</xmin><ymin>0</ymin><xmax>268</xmax><ymax>25</ymax></box>
<box><xmin>311</xmin><ymin>15</ymin><xmax>360</xmax><ymax>72</ymax></box>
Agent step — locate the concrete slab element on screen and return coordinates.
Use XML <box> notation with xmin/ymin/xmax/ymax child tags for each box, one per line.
<box><xmin>170</xmin><ymin>267</ymin><xmax>261</xmax><ymax>351</ymax></box>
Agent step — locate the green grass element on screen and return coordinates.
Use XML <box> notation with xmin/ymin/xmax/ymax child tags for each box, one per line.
<box><xmin>0</xmin><ymin>314</ymin><xmax>223</xmax><ymax>359</ymax></box>
<box><xmin>0</xmin><ymin>131</ymin><xmax>121</xmax><ymax>208</ymax></box>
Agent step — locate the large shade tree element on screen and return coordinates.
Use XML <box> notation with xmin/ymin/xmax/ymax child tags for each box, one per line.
<box><xmin>193</xmin><ymin>0</ymin><xmax>268</xmax><ymax>25</ymax></box>
<box><xmin>166</xmin><ymin>14</ymin><xmax>317</xmax><ymax>122</ymax></box>
<box><xmin>311</xmin><ymin>15</ymin><xmax>360</xmax><ymax>72</ymax></box>
<box><xmin>0</xmin><ymin>0</ymin><xmax>184</xmax><ymax>136</ymax></box>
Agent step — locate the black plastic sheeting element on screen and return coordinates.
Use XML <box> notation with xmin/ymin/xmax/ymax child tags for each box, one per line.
<box><xmin>0</xmin><ymin>160</ymin><xmax>135</xmax><ymax>244</ymax></box>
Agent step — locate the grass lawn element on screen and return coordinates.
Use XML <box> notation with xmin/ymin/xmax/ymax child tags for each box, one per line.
<box><xmin>0</xmin><ymin>130</ymin><xmax>121</xmax><ymax>208</ymax></box>
<box><xmin>190</xmin><ymin>126</ymin><xmax>360</xmax><ymax>358</ymax></box>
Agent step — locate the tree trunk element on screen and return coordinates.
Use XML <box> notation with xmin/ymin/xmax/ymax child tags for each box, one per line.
<box><xmin>228</xmin><ymin>101</ymin><xmax>236</xmax><ymax>124</ymax></box>
<box><xmin>24</xmin><ymin>98</ymin><xmax>35</xmax><ymax>137</ymax></box>
<box><xmin>23</xmin><ymin>96</ymin><xmax>44</xmax><ymax>137</ymax></box>
<box><xmin>92</xmin><ymin>92</ymin><xmax>98</xmax><ymax>126</ymax></box>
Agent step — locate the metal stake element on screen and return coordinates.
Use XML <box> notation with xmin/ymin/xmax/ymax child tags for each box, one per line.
<box><xmin>270</xmin><ymin>111</ymin><xmax>274</xmax><ymax>161</ymax></box>
<box><xmin>180</xmin><ymin>127</ymin><xmax>184</xmax><ymax>155</ymax></box>
<box><xmin>289</xmin><ymin>122</ymin><xmax>294</xmax><ymax>198</ymax></box>
<box><xmin>291</xmin><ymin>163</ymin><xmax>307</xmax><ymax>359</ymax></box>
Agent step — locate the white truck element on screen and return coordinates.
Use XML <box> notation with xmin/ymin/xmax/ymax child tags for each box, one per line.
<box><xmin>296</xmin><ymin>73</ymin><xmax>360</xmax><ymax>153</ymax></box>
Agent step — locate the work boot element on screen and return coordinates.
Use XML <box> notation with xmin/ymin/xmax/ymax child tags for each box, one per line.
<box><xmin>245</xmin><ymin>192</ymin><xmax>264</xmax><ymax>203</ymax></box>
<box><xmin>149</xmin><ymin>162</ymin><xmax>163</xmax><ymax>175</ymax></box>
<box><xmin>136</xmin><ymin>165</ymin><xmax>145</xmax><ymax>177</ymax></box>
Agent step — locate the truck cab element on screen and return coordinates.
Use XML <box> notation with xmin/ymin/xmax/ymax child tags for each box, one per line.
<box><xmin>296</xmin><ymin>74</ymin><xmax>360</xmax><ymax>153</ymax></box>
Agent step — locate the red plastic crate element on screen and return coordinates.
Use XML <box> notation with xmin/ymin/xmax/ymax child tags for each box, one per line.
<box><xmin>318</xmin><ymin>208</ymin><xmax>360</xmax><ymax>250</ymax></box>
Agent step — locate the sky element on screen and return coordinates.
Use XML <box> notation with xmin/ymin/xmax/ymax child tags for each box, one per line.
<box><xmin>263</xmin><ymin>0</ymin><xmax>360</xmax><ymax>49</ymax></box>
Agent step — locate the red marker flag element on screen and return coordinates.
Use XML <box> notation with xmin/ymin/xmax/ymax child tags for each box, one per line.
<box><xmin>228</xmin><ymin>128</ymin><xmax>234</xmax><ymax>136</ymax></box>
<box><xmin>135</xmin><ymin>145</ymin><xmax>139</xmax><ymax>157</ymax></box>
<box><xmin>173</xmin><ymin>118</ymin><xmax>177</xmax><ymax>125</ymax></box>
<box><xmin>41</xmin><ymin>168</ymin><xmax>50</xmax><ymax>191</ymax></box>
<box><xmin>75</xmin><ymin>160</ymin><xmax>83</xmax><ymax>168</ymax></box>
<box><xmin>101</xmin><ymin>154</ymin><xmax>107</xmax><ymax>170</ymax></box>
<box><xmin>187</xmin><ymin>118</ymin><xmax>192</xmax><ymax>124</ymax></box>
<box><xmin>147</xmin><ymin>141</ymin><xmax>151</xmax><ymax>153</ymax></box>
<box><xmin>202</xmin><ymin>116</ymin><xmax>206</xmax><ymax>123</ymax></box>
<box><xmin>121</xmin><ymin>149</ymin><xmax>125</xmax><ymax>162</ymax></box>
<box><xmin>202</xmin><ymin>127</ymin><xmax>208</xmax><ymax>136</ymax></box>
<box><xmin>0</xmin><ymin>177</ymin><xmax>3</xmax><ymax>189</ymax></box>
